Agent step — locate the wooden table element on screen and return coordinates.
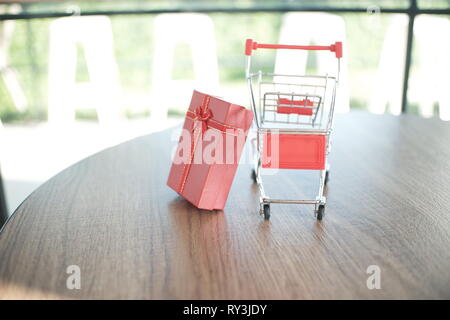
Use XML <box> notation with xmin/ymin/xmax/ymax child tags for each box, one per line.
<box><xmin>1</xmin><ymin>111</ymin><xmax>449</xmax><ymax>299</ymax></box>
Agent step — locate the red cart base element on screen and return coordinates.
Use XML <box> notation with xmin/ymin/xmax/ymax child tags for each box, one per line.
<box><xmin>262</xmin><ymin>133</ymin><xmax>326</xmax><ymax>170</ymax></box>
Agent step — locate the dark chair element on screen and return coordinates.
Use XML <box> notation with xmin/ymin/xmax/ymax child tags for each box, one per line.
<box><xmin>0</xmin><ymin>166</ymin><xmax>8</xmax><ymax>229</ymax></box>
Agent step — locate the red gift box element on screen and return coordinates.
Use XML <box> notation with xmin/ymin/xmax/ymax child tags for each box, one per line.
<box><xmin>167</xmin><ymin>90</ymin><xmax>253</xmax><ymax>210</ymax></box>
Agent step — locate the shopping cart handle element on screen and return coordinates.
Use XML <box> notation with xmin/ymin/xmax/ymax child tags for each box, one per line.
<box><xmin>245</xmin><ymin>39</ymin><xmax>343</xmax><ymax>58</ymax></box>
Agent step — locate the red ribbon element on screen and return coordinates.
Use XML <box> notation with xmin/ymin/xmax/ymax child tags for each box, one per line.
<box><xmin>192</xmin><ymin>100</ymin><xmax>212</xmax><ymax>133</ymax></box>
<box><xmin>178</xmin><ymin>95</ymin><xmax>212</xmax><ymax>193</ymax></box>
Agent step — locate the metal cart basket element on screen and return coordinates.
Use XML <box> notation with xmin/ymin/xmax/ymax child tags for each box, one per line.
<box><xmin>245</xmin><ymin>39</ymin><xmax>342</xmax><ymax>220</ymax></box>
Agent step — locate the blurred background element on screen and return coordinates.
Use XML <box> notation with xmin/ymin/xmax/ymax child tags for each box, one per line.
<box><xmin>0</xmin><ymin>0</ymin><xmax>449</xmax><ymax>218</ymax></box>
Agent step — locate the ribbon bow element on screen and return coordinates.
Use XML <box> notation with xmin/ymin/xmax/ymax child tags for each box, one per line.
<box><xmin>192</xmin><ymin>96</ymin><xmax>212</xmax><ymax>133</ymax></box>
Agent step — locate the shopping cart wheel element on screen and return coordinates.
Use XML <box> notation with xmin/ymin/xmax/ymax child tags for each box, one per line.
<box><xmin>324</xmin><ymin>171</ymin><xmax>330</xmax><ymax>185</ymax></box>
<box><xmin>251</xmin><ymin>169</ymin><xmax>257</xmax><ymax>183</ymax></box>
<box><xmin>263</xmin><ymin>204</ymin><xmax>270</xmax><ymax>220</ymax></box>
<box><xmin>317</xmin><ymin>205</ymin><xmax>325</xmax><ymax>221</ymax></box>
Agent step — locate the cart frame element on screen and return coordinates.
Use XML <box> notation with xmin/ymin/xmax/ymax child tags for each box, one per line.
<box><xmin>245</xmin><ymin>39</ymin><xmax>342</xmax><ymax>220</ymax></box>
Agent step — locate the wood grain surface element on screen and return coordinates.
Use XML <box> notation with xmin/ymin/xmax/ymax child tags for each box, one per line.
<box><xmin>0</xmin><ymin>111</ymin><xmax>449</xmax><ymax>299</ymax></box>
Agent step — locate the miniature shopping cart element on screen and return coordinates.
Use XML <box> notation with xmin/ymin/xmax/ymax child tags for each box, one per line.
<box><xmin>245</xmin><ymin>39</ymin><xmax>342</xmax><ymax>220</ymax></box>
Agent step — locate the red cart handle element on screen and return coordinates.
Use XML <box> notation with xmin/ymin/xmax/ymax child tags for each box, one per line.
<box><xmin>245</xmin><ymin>38</ymin><xmax>343</xmax><ymax>58</ymax></box>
